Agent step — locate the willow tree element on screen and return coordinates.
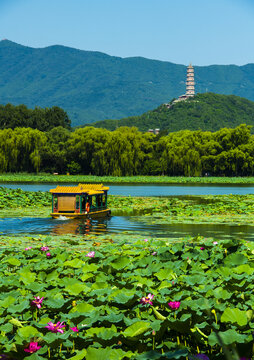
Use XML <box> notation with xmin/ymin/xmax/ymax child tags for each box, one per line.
<box><xmin>0</xmin><ymin>127</ymin><xmax>46</xmax><ymax>172</ymax></box>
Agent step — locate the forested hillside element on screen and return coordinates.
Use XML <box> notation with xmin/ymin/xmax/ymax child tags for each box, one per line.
<box><xmin>0</xmin><ymin>124</ymin><xmax>253</xmax><ymax>177</ymax></box>
<box><xmin>1</xmin><ymin>40</ymin><xmax>254</xmax><ymax>126</ymax></box>
<box><xmin>90</xmin><ymin>93</ymin><xmax>254</xmax><ymax>132</ymax></box>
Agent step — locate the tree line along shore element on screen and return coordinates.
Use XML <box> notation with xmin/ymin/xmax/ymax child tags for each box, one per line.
<box><xmin>0</xmin><ymin>124</ymin><xmax>253</xmax><ymax>177</ymax></box>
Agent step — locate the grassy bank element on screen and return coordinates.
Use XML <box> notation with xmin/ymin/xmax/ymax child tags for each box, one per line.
<box><xmin>1</xmin><ymin>173</ymin><xmax>254</xmax><ymax>184</ymax></box>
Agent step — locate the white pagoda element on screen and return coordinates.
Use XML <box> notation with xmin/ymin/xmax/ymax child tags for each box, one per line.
<box><xmin>186</xmin><ymin>64</ymin><xmax>195</xmax><ymax>96</ymax></box>
<box><xmin>165</xmin><ymin>63</ymin><xmax>196</xmax><ymax>107</ymax></box>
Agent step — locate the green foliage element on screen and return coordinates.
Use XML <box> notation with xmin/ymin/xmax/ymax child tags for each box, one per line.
<box><xmin>0</xmin><ymin>187</ymin><xmax>51</xmax><ymax>208</ymax></box>
<box><xmin>0</xmin><ymin>236</ymin><xmax>253</xmax><ymax>359</ymax></box>
<box><xmin>1</xmin><ymin>123</ymin><xmax>254</xmax><ymax>175</ymax></box>
<box><xmin>2</xmin><ymin>173</ymin><xmax>254</xmax><ymax>184</ymax></box>
<box><xmin>92</xmin><ymin>93</ymin><xmax>254</xmax><ymax>132</ymax></box>
<box><xmin>0</xmin><ymin>103</ymin><xmax>71</xmax><ymax>131</ymax></box>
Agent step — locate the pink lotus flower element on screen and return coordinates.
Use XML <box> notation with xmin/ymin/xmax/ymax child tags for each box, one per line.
<box><xmin>46</xmin><ymin>252</ymin><xmax>51</xmax><ymax>257</ymax></box>
<box><xmin>213</xmin><ymin>241</ymin><xmax>218</xmax><ymax>245</ymax></box>
<box><xmin>31</xmin><ymin>296</ymin><xmax>44</xmax><ymax>309</ymax></box>
<box><xmin>200</xmin><ymin>247</ymin><xmax>205</xmax><ymax>250</ymax></box>
<box><xmin>144</xmin><ymin>239</ymin><xmax>148</xmax><ymax>242</ymax></box>
<box><xmin>85</xmin><ymin>251</ymin><xmax>95</xmax><ymax>258</ymax></box>
<box><xmin>45</xmin><ymin>321</ymin><xmax>65</xmax><ymax>333</ymax></box>
<box><xmin>24</xmin><ymin>342</ymin><xmax>41</xmax><ymax>353</ymax></box>
<box><xmin>140</xmin><ymin>293</ymin><xmax>154</xmax><ymax>306</ymax></box>
<box><xmin>152</xmin><ymin>251</ymin><xmax>157</xmax><ymax>255</ymax></box>
<box><xmin>168</xmin><ymin>301</ymin><xmax>181</xmax><ymax>310</ymax></box>
<box><xmin>70</xmin><ymin>326</ymin><xmax>79</xmax><ymax>332</ymax></box>
<box><xmin>41</xmin><ymin>246</ymin><xmax>49</xmax><ymax>251</ymax></box>
<box><xmin>25</xmin><ymin>247</ymin><xmax>32</xmax><ymax>250</ymax></box>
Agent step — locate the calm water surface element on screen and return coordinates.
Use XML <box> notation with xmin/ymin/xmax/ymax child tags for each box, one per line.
<box><xmin>1</xmin><ymin>183</ymin><xmax>254</xmax><ymax>196</ymax></box>
<box><xmin>1</xmin><ymin>216</ymin><xmax>254</xmax><ymax>242</ymax></box>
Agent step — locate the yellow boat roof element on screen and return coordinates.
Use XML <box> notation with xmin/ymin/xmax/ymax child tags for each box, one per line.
<box><xmin>49</xmin><ymin>183</ymin><xmax>109</xmax><ymax>195</ymax></box>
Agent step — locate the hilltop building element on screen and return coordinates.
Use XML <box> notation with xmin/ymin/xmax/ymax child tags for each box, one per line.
<box><xmin>175</xmin><ymin>63</ymin><xmax>195</xmax><ymax>102</ymax></box>
<box><xmin>150</xmin><ymin>64</ymin><xmax>196</xmax><ymax>131</ymax></box>
<box><xmin>165</xmin><ymin>63</ymin><xmax>195</xmax><ymax>107</ymax></box>
<box><xmin>147</xmin><ymin>128</ymin><xmax>160</xmax><ymax>135</ymax></box>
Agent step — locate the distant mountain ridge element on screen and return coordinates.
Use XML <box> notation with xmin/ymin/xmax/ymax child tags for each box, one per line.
<box><xmin>1</xmin><ymin>40</ymin><xmax>254</xmax><ymax>126</ymax></box>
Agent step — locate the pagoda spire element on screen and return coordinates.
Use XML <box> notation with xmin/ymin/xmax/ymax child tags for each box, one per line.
<box><xmin>186</xmin><ymin>63</ymin><xmax>195</xmax><ymax>97</ymax></box>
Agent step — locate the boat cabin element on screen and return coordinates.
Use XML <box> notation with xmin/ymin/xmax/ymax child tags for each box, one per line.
<box><xmin>49</xmin><ymin>183</ymin><xmax>110</xmax><ymax>218</ymax></box>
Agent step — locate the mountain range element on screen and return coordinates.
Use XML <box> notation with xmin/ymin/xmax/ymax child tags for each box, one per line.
<box><xmin>1</xmin><ymin>40</ymin><xmax>254</xmax><ymax>127</ymax></box>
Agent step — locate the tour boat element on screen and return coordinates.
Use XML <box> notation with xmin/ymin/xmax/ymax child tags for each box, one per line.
<box><xmin>50</xmin><ymin>183</ymin><xmax>111</xmax><ymax>219</ymax></box>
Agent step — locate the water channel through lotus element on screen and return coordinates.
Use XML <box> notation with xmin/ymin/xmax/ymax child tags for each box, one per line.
<box><xmin>1</xmin><ymin>183</ymin><xmax>254</xmax><ymax>240</ymax></box>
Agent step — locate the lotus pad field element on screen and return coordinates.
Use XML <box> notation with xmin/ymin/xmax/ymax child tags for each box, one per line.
<box><xmin>0</xmin><ymin>235</ymin><xmax>254</xmax><ymax>359</ymax></box>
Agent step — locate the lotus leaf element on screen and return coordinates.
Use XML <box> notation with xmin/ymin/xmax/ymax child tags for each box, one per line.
<box><xmin>123</xmin><ymin>321</ymin><xmax>151</xmax><ymax>338</ymax></box>
<box><xmin>208</xmin><ymin>329</ymin><xmax>248</xmax><ymax>346</ymax></box>
<box><xmin>221</xmin><ymin>307</ymin><xmax>248</xmax><ymax>326</ymax></box>
<box><xmin>17</xmin><ymin>325</ymin><xmax>40</xmax><ymax>339</ymax></box>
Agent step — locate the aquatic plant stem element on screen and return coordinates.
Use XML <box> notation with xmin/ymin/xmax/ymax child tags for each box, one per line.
<box><xmin>177</xmin><ymin>336</ymin><xmax>180</xmax><ymax>345</ymax></box>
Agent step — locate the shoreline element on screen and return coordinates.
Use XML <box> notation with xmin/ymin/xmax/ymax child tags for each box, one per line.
<box><xmin>1</xmin><ymin>173</ymin><xmax>254</xmax><ymax>184</ymax></box>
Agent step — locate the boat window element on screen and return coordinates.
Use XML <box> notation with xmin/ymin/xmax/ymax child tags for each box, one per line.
<box><xmin>102</xmin><ymin>194</ymin><xmax>107</xmax><ymax>207</ymax></box>
<box><xmin>81</xmin><ymin>195</ymin><xmax>86</xmax><ymax>212</ymax></box>
<box><xmin>76</xmin><ymin>195</ymin><xmax>80</xmax><ymax>209</ymax></box>
<box><xmin>90</xmin><ymin>196</ymin><xmax>95</xmax><ymax>209</ymax></box>
<box><xmin>53</xmin><ymin>196</ymin><xmax>58</xmax><ymax>210</ymax></box>
<box><xmin>97</xmin><ymin>195</ymin><xmax>103</xmax><ymax>208</ymax></box>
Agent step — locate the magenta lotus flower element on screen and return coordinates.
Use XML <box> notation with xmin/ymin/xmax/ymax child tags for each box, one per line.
<box><xmin>46</xmin><ymin>252</ymin><xmax>51</xmax><ymax>257</ymax></box>
<box><xmin>140</xmin><ymin>293</ymin><xmax>154</xmax><ymax>306</ymax></box>
<box><xmin>31</xmin><ymin>296</ymin><xmax>44</xmax><ymax>309</ymax></box>
<box><xmin>85</xmin><ymin>251</ymin><xmax>95</xmax><ymax>258</ymax></box>
<box><xmin>41</xmin><ymin>246</ymin><xmax>49</xmax><ymax>251</ymax></box>
<box><xmin>70</xmin><ymin>326</ymin><xmax>79</xmax><ymax>332</ymax></box>
<box><xmin>168</xmin><ymin>301</ymin><xmax>181</xmax><ymax>310</ymax></box>
<box><xmin>25</xmin><ymin>247</ymin><xmax>32</xmax><ymax>250</ymax></box>
<box><xmin>24</xmin><ymin>342</ymin><xmax>41</xmax><ymax>353</ymax></box>
<box><xmin>45</xmin><ymin>321</ymin><xmax>65</xmax><ymax>333</ymax></box>
<box><xmin>200</xmin><ymin>247</ymin><xmax>205</xmax><ymax>250</ymax></box>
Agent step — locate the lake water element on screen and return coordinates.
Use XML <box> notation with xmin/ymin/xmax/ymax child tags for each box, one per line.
<box><xmin>1</xmin><ymin>183</ymin><xmax>254</xmax><ymax>196</ymax></box>
<box><xmin>1</xmin><ymin>216</ymin><xmax>253</xmax><ymax>242</ymax></box>
<box><xmin>1</xmin><ymin>183</ymin><xmax>254</xmax><ymax>240</ymax></box>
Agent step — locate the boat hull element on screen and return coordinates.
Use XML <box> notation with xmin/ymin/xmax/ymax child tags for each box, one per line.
<box><xmin>50</xmin><ymin>208</ymin><xmax>111</xmax><ymax>219</ymax></box>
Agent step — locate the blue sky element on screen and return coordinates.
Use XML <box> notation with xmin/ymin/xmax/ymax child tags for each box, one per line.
<box><xmin>0</xmin><ymin>0</ymin><xmax>253</xmax><ymax>66</ymax></box>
